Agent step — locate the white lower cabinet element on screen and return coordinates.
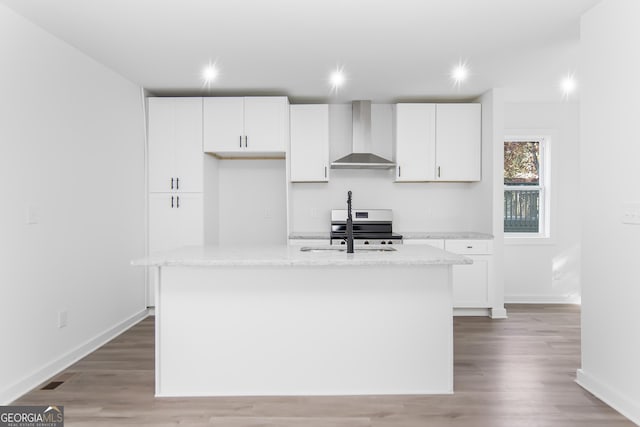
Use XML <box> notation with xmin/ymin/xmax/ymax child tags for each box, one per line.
<box><xmin>148</xmin><ymin>193</ymin><xmax>203</xmax><ymax>306</ymax></box>
<box><xmin>451</xmin><ymin>257</ymin><xmax>490</xmax><ymax>307</ymax></box>
<box><xmin>404</xmin><ymin>238</ymin><xmax>494</xmax><ymax>312</ymax></box>
<box><xmin>445</xmin><ymin>240</ymin><xmax>493</xmax><ymax>309</ymax></box>
<box><xmin>149</xmin><ymin>193</ymin><xmax>203</xmax><ymax>251</ymax></box>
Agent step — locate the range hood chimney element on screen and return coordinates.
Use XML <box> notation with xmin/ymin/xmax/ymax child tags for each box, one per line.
<box><xmin>330</xmin><ymin>101</ymin><xmax>396</xmax><ymax>169</ymax></box>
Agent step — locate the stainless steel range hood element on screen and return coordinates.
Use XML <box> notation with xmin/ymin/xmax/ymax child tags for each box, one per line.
<box><xmin>330</xmin><ymin>101</ymin><xmax>396</xmax><ymax>169</ymax></box>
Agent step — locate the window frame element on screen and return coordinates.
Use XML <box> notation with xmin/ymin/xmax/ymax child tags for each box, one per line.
<box><xmin>503</xmin><ymin>135</ymin><xmax>551</xmax><ymax>241</ymax></box>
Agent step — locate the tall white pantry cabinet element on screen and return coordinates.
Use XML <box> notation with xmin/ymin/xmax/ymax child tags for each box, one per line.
<box><xmin>147</xmin><ymin>97</ymin><xmax>204</xmax><ymax>306</ymax></box>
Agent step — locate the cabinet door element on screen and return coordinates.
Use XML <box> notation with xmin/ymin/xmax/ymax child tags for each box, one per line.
<box><xmin>173</xmin><ymin>193</ymin><xmax>204</xmax><ymax>247</ymax></box>
<box><xmin>148</xmin><ymin>99</ymin><xmax>177</xmax><ymax>192</ymax></box>
<box><xmin>243</xmin><ymin>97</ymin><xmax>287</xmax><ymax>152</ymax></box>
<box><xmin>395</xmin><ymin>104</ymin><xmax>436</xmax><ymax>181</ymax></box>
<box><xmin>203</xmin><ymin>97</ymin><xmax>245</xmax><ymax>152</ymax></box>
<box><xmin>290</xmin><ymin>105</ymin><xmax>329</xmax><ymax>182</ymax></box>
<box><xmin>149</xmin><ymin>193</ymin><xmax>203</xmax><ymax>252</ymax></box>
<box><xmin>452</xmin><ymin>257</ymin><xmax>490</xmax><ymax>307</ymax></box>
<box><xmin>149</xmin><ymin>193</ymin><xmax>178</xmax><ymax>252</ymax></box>
<box><xmin>173</xmin><ymin>98</ymin><xmax>203</xmax><ymax>192</ymax></box>
<box><xmin>435</xmin><ymin>104</ymin><xmax>481</xmax><ymax>181</ymax></box>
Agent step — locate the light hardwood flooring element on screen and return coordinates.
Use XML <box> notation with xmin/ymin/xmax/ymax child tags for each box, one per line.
<box><xmin>14</xmin><ymin>304</ymin><xmax>634</xmax><ymax>426</ymax></box>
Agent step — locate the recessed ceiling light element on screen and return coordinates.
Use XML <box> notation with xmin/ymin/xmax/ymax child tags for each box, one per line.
<box><xmin>202</xmin><ymin>61</ymin><xmax>219</xmax><ymax>88</ymax></box>
<box><xmin>561</xmin><ymin>73</ymin><xmax>577</xmax><ymax>98</ymax></box>
<box><xmin>451</xmin><ymin>60</ymin><xmax>469</xmax><ymax>88</ymax></box>
<box><xmin>329</xmin><ymin>66</ymin><xmax>346</xmax><ymax>92</ymax></box>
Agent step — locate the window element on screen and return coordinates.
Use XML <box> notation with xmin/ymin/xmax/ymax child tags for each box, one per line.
<box><xmin>504</xmin><ymin>137</ymin><xmax>549</xmax><ymax>237</ymax></box>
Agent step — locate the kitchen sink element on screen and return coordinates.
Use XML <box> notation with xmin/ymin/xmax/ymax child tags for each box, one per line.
<box><xmin>300</xmin><ymin>246</ymin><xmax>397</xmax><ymax>253</ymax></box>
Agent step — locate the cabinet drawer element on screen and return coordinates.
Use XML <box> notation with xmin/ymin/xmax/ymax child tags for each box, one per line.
<box><xmin>445</xmin><ymin>239</ymin><xmax>492</xmax><ymax>255</ymax></box>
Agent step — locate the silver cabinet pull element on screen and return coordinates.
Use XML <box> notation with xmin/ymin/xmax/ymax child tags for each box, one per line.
<box><xmin>438</xmin><ymin>166</ymin><xmax>441</xmax><ymax>178</ymax></box>
<box><xmin>239</xmin><ymin>135</ymin><xmax>242</xmax><ymax>148</ymax></box>
<box><xmin>171</xmin><ymin>177</ymin><xmax>174</xmax><ymax>190</ymax></box>
<box><xmin>324</xmin><ymin>166</ymin><xmax>327</xmax><ymax>178</ymax></box>
<box><xmin>171</xmin><ymin>196</ymin><xmax>174</xmax><ymax>208</ymax></box>
<box><xmin>176</xmin><ymin>177</ymin><xmax>179</xmax><ymax>190</ymax></box>
<box><xmin>398</xmin><ymin>166</ymin><xmax>401</xmax><ymax>177</ymax></box>
<box><xmin>176</xmin><ymin>196</ymin><xmax>180</xmax><ymax>208</ymax></box>
<box><xmin>245</xmin><ymin>135</ymin><xmax>248</xmax><ymax>148</ymax></box>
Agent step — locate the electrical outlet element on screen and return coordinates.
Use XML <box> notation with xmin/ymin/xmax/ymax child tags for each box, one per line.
<box><xmin>26</xmin><ymin>206</ymin><xmax>40</xmax><ymax>225</ymax></box>
<box><xmin>622</xmin><ymin>202</ymin><xmax>640</xmax><ymax>225</ymax></box>
<box><xmin>58</xmin><ymin>311</ymin><xmax>68</xmax><ymax>328</ymax></box>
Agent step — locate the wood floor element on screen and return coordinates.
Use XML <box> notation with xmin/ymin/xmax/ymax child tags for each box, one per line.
<box><xmin>14</xmin><ymin>304</ymin><xmax>634</xmax><ymax>426</ymax></box>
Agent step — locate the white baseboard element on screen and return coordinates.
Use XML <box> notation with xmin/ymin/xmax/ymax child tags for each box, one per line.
<box><xmin>490</xmin><ymin>307</ymin><xmax>508</xmax><ymax>319</ymax></box>
<box><xmin>452</xmin><ymin>307</ymin><xmax>508</xmax><ymax>318</ymax></box>
<box><xmin>576</xmin><ymin>369</ymin><xmax>640</xmax><ymax>426</ymax></box>
<box><xmin>0</xmin><ymin>308</ymin><xmax>149</xmax><ymax>405</ymax></box>
<box><xmin>453</xmin><ymin>308</ymin><xmax>490</xmax><ymax>317</ymax></box>
<box><xmin>505</xmin><ymin>294</ymin><xmax>580</xmax><ymax>304</ymax></box>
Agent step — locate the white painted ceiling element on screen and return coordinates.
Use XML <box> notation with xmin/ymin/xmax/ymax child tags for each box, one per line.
<box><xmin>1</xmin><ymin>0</ymin><xmax>600</xmax><ymax>102</ymax></box>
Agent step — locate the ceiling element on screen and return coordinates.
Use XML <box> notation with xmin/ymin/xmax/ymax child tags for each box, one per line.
<box><xmin>1</xmin><ymin>0</ymin><xmax>600</xmax><ymax>102</ymax></box>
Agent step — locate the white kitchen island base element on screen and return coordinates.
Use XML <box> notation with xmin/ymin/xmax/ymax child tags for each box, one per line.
<box><xmin>155</xmin><ymin>264</ymin><xmax>453</xmax><ymax>397</ymax></box>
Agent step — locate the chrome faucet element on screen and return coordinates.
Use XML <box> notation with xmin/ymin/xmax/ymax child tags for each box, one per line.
<box><xmin>346</xmin><ymin>191</ymin><xmax>354</xmax><ymax>253</ymax></box>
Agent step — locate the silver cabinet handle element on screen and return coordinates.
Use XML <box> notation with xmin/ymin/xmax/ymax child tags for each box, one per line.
<box><xmin>176</xmin><ymin>196</ymin><xmax>180</xmax><ymax>208</ymax></box>
<box><xmin>398</xmin><ymin>166</ymin><xmax>401</xmax><ymax>178</ymax></box>
<box><xmin>239</xmin><ymin>135</ymin><xmax>242</xmax><ymax>148</ymax></box>
<box><xmin>171</xmin><ymin>196</ymin><xmax>174</xmax><ymax>208</ymax></box>
<box><xmin>176</xmin><ymin>177</ymin><xmax>179</xmax><ymax>190</ymax></box>
<box><xmin>438</xmin><ymin>166</ymin><xmax>441</xmax><ymax>178</ymax></box>
<box><xmin>245</xmin><ymin>135</ymin><xmax>248</xmax><ymax>148</ymax></box>
<box><xmin>324</xmin><ymin>166</ymin><xmax>327</xmax><ymax>178</ymax></box>
<box><xmin>171</xmin><ymin>177</ymin><xmax>174</xmax><ymax>190</ymax></box>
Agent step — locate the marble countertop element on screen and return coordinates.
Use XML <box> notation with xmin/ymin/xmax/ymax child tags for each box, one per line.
<box><xmin>399</xmin><ymin>231</ymin><xmax>494</xmax><ymax>240</ymax></box>
<box><xmin>132</xmin><ymin>244</ymin><xmax>472</xmax><ymax>268</ymax></box>
<box><xmin>288</xmin><ymin>231</ymin><xmax>493</xmax><ymax>240</ymax></box>
<box><xmin>288</xmin><ymin>232</ymin><xmax>330</xmax><ymax>240</ymax></box>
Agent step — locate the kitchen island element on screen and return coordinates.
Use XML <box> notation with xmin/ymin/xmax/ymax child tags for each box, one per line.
<box><xmin>133</xmin><ymin>244</ymin><xmax>471</xmax><ymax>397</ymax></box>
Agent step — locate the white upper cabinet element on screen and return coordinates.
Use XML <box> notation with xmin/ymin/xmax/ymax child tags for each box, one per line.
<box><xmin>148</xmin><ymin>97</ymin><xmax>203</xmax><ymax>193</ymax></box>
<box><xmin>394</xmin><ymin>103</ymin><xmax>481</xmax><ymax>182</ymax></box>
<box><xmin>395</xmin><ymin>104</ymin><xmax>436</xmax><ymax>182</ymax></box>
<box><xmin>435</xmin><ymin>104</ymin><xmax>481</xmax><ymax>181</ymax></box>
<box><xmin>203</xmin><ymin>96</ymin><xmax>288</xmax><ymax>155</ymax></box>
<box><xmin>202</xmin><ymin>97</ymin><xmax>244</xmax><ymax>152</ymax></box>
<box><xmin>290</xmin><ymin>104</ymin><xmax>329</xmax><ymax>182</ymax></box>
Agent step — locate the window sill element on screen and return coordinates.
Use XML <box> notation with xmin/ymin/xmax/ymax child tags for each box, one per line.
<box><xmin>504</xmin><ymin>235</ymin><xmax>555</xmax><ymax>246</ymax></box>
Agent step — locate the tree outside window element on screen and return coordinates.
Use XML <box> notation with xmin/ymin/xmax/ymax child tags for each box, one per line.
<box><xmin>504</xmin><ymin>140</ymin><xmax>546</xmax><ymax>234</ymax></box>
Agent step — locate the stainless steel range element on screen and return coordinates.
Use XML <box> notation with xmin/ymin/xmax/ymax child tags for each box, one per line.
<box><xmin>330</xmin><ymin>209</ymin><xmax>403</xmax><ymax>245</ymax></box>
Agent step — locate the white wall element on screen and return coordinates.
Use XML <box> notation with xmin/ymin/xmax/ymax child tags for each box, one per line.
<box><xmin>217</xmin><ymin>159</ymin><xmax>287</xmax><ymax>245</ymax></box>
<box><xmin>503</xmin><ymin>102</ymin><xmax>581</xmax><ymax>303</ymax></box>
<box><xmin>0</xmin><ymin>4</ymin><xmax>146</xmax><ymax>404</ymax></box>
<box><xmin>288</xmin><ymin>104</ymin><xmax>493</xmax><ymax>235</ymax></box>
<box><xmin>476</xmin><ymin>89</ymin><xmax>507</xmax><ymax>318</ymax></box>
<box><xmin>577</xmin><ymin>0</ymin><xmax>640</xmax><ymax>424</ymax></box>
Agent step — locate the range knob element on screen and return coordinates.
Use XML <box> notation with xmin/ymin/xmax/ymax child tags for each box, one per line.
<box><xmin>381</xmin><ymin>241</ymin><xmax>386</xmax><ymax>245</ymax></box>
<box><xmin>364</xmin><ymin>241</ymin><xmax>370</xmax><ymax>245</ymax></box>
<box><xmin>340</xmin><ymin>240</ymin><xmax>346</xmax><ymax>245</ymax></box>
<box><xmin>387</xmin><ymin>241</ymin><xmax>393</xmax><ymax>245</ymax></box>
